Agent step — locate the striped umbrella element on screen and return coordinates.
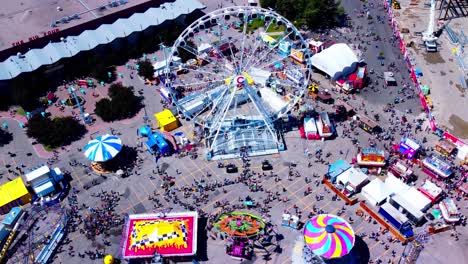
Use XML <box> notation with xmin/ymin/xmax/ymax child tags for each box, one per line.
<box><xmin>84</xmin><ymin>134</ymin><xmax>122</xmax><ymax>162</ymax></box>
<box><xmin>303</xmin><ymin>214</ymin><xmax>355</xmax><ymax>259</ymax></box>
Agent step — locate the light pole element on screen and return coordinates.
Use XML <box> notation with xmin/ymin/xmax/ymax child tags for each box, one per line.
<box><xmin>68</xmin><ymin>87</ymin><xmax>87</xmax><ymax>124</ymax></box>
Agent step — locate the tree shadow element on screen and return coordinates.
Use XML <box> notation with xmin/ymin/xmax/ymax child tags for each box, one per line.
<box><xmin>0</xmin><ymin>128</ymin><xmax>13</xmax><ymax>147</ymax></box>
<box><xmin>105</xmin><ymin>145</ymin><xmax>139</xmax><ymax>173</ymax></box>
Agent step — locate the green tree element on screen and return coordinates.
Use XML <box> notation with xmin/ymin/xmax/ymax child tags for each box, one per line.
<box><xmin>260</xmin><ymin>0</ymin><xmax>344</xmax><ymax>30</ymax></box>
<box><xmin>260</xmin><ymin>0</ymin><xmax>277</xmax><ymax>8</ymax></box>
<box><xmin>177</xmin><ymin>40</ymin><xmax>196</xmax><ymax>63</ymax></box>
<box><xmin>94</xmin><ymin>98</ymin><xmax>114</xmax><ymax>122</ymax></box>
<box><xmin>95</xmin><ymin>83</ymin><xmax>141</xmax><ymax>122</ymax></box>
<box><xmin>91</xmin><ymin>63</ymin><xmax>116</xmax><ymax>82</ymax></box>
<box><xmin>137</xmin><ymin>59</ymin><xmax>155</xmax><ymax>80</ymax></box>
<box><xmin>26</xmin><ymin>116</ymin><xmax>86</xmax><ymax>148</ymax></box>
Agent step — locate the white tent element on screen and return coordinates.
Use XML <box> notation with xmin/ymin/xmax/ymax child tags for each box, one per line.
<box><xmin>336</xmin><ymin>167</ymin><xmax>369</xmax><ymax>192</ymax></box>
<box><xmin>310</xmin><ymin>43</ymin><xmax>359</xmax><ymax>80</ymax></box>
<box><xmin>153</xmin><ymin>56</ymin><xmax>181</xmax><ymax>71</ymax></box>
<box><xmin>385</xmin><ymin>174</ymin><xmax>410</xmax><ymax>195</ymax></box>
<box><xmin>249</xmin><ymin>67</ymin><xmax>271</xmax><ymax>87</ymax></box>
<box><xmin>361</xmin><ymin>178</ymin><xmax>393</xmax><ymax>206</ymax></box>
<box><xmin>399</xmin><ymin>187</ymin><xmax>432</xmax><ymax>212</ymax></box>
<box><xmin>197</xmin><ymin>43</ymin><xmax>212</xmax><ymax>54</ymax></box>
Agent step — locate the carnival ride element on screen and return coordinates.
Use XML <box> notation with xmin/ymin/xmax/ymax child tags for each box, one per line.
<box><xmin>422</xmin><ymin>0</ymin><xmax>438</xmax><ymax>52</ymax></box>
<box><xmin>303</xmin><ymin>214</ymin><xmax>355</xmax><ymax>259</ymax></box>
<box><xmin>6</xmin><ymin>204</ymin><xmax>68</xmax><ymax>264</ymax></box>
<box><xmin>163</xmin><ymin>6</ymin><xmax>311</xmax><ymax>160</ymax></box>
<box><xmin>84</xmin><ymin>134</ymin><xmax>123</xmax><ymax>173</ymax></box>
<box><xmin>214</xmin><ymin>212</ymin><xmax>265</xmax><ymax>238</ymax></box>
<box><xmin>213</xmin><ymin>212</ymin><xmax>265</xmax><ymax>260</ymax></box>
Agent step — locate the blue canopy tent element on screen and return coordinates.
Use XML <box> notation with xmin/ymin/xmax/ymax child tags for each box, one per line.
<box><xmin>145</xmin><ymin>131</ymin><xmax>170</xmax><ymax>155</ymax></box>
<box><xmin>138</xmin><ymin>126</ymin><xmax>152</xmax><ymax>136</ymax></box>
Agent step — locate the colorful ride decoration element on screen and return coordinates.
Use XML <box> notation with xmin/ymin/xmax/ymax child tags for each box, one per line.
<box><xmin>84</xmin><ymin>134</ymin><xmax>122</xmax><ymax>173</ymax></box>
<box><xmin>121</xmin><ymin>212</ymin><xmax>198</xmax><ymax>259</ymax></box>
<box><xmin>84</xmin><ymin>134</ymin><xmax>122</xmax><ymax>162</ymax></box>
<box><xmin>303</xmin><ymin>214</ymin><xmax>355</xmax><ymax>259</ymax></box>
<box><xmin>214</xmin><ymin>212</ymin><xmax>265</xmax><ymax>237</ymax></box>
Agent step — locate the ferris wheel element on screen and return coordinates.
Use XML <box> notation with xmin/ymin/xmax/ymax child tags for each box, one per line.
<box><xmin>163</xmin><ymin>6</ymin><xmax>312</xmax><ymax>160</ymax></box>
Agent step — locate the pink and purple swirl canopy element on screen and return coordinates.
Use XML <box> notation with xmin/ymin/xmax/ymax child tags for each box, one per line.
<box><xmin>303</xmin><ymin>214</ymin><xmax>355</xmax><ymax>259</ymax></box>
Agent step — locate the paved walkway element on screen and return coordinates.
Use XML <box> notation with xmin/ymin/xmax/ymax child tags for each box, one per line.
<box><xmin>0</xmin><ymin>114</ymin><xmax>53</xmax><ymax>159</ymax></box>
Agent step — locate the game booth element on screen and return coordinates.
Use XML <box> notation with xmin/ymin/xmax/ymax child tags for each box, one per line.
<box><xmin>418</xmin><ymin>179</ymin><xmax>443</xmax><ymax>204</ymax></box>
<box><xmin>396</xmin><ymin>137</ymin><xmax>421</xmax><ymax>159</ymax></box>
<box><xmin>278</xmin><ymin>40</ymin><xmax>292</xmax><ymax>56</ymax></box>
<box><xmin>299</xmin><ymin>117</ymin><xmax>320</xmax><ymax>140</ymax></box>
<box><xmin>289</xmin><ymin>48</ymin><xmax>305</xmax><ymax>65</ymax></box>
<box><xmin>316</xmin><ymin>112</ymin><xmax>334</xmax><ymax>138</ymax></box>
<box><xmin>356</xmin><ymin>148</ymin><xmax>386</xmax><ymax>167</ymax></box>
<box><xmin>388</xmin><ymin>160</ymin><xmax>413</xmax><ymax>182</ymax></box>
<box><xmin>307</xmin><ymin>39</ymin><xmax>325</xmax><ymax>53</ymax></box>
<box><xmin>439</xmin><ymin>198</ymin><xmax>461</xmax><ymax>223</ymax></box>
<box><xmin>121</xmin><ymin>212</ymin><xmax>198</xmax><ymax>260</ymax></box>
<box><xmin>422</xmin><ymin>156</ymin><xmax>453</xmax><ymax>179</ymax></box>
<box><xmin>213</xmin><ymin>212</ymin><xmax>265</xmax><ymax>260</ymax></box>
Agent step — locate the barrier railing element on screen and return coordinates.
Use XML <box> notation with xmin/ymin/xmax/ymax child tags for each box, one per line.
<box><xmin>359</xmin><ymin>201</ymin><xmax>409</xmax><ymax>243</ymax></box>
<box><xmin>322</xmin><ymin>176</ymin><xmax>359</xmax><ymax>205</ymax></box>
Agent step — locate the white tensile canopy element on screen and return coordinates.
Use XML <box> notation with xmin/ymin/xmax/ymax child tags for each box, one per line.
<box><xmin>310</xmin><ymin>43</ymin><xmax>359</xmax><ymax>80</ymax></box>
<box><xmin>361</xmin><ymin>178</ymin><xmax>393</xmax><ymax>206</ymax></box>
<box><xmin>385</xmin><ymin>174</ymin><xmax>410</xmax><ymax>194</ymax></box>
<box><xmin>399</xmin><ymin>187</ymin><xmax>432</xmax><ymax>212</ymax></box>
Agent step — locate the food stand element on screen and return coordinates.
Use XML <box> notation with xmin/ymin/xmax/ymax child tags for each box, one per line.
<box><xmin>435</xmin><ymin>139</ymin><xmax>456</xmax><ymax>156</ymax></box>
<box><xmin>356</xmin><ymin>148</ymin><xmax>386</xmax><ymax>167</ymax></box>
<box><xmin>355</xmin><ymin>115</ymin><xmax>381</xmax><ymax>134</ymax></box>
<box><xmin>418</xmin><ymin>180</ymin><xmax>443</xmax><ymax>204</ymax></box>
<box><xmin>154</xmin><ymin>109</ymin><xmax>178</xmax><ymax>132</ymax></box>
<box><xmin>290</xmin><ymin>49</ymin><xmax>305</xmax><ymax>65</ymax></box>
<box><xmin>439</xmin><ymin>198</ymin><xmax>460</xmax><ymax>223</ymax></box>
<box><xmin>384</xmin><ymin>72</ymin><xmax>397</xmax><ymax>86</ymax></box>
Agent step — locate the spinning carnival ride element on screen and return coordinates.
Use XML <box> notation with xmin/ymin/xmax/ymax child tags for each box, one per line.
<box><xmin>164</xmin><ymin>6</ymin><xmax>312</xmax><ymax>160</ymax></box>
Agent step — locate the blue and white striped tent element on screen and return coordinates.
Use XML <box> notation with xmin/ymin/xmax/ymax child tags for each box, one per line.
<box><xmin>84</xmin><ymin>134</ymin><xmax>122</xmax><ymax>162</ymax></box>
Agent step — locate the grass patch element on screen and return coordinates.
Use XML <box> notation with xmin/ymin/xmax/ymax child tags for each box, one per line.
<box><xmin>271</xmin><ymin>35</ymin><xmax>283</xmax><ymax>41</ymax></box>
<box><xmin>16</xmin><ymin>107</ymin><xmax>26</xmax><ymax>116</ymax></box>
<box><xmin>266</xmin><ymin>24</ymin><xmax>286</xmax><ymax>33</ymax></box>
<box><xmin>44</xmin><ymin>145</ymin><xmax>56</xmax><ymax>152</ymax></box>
<box><xmin>239</xmin><ymin>18</ymin><xmax>266</xmax><ymax>33</ymax></box>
